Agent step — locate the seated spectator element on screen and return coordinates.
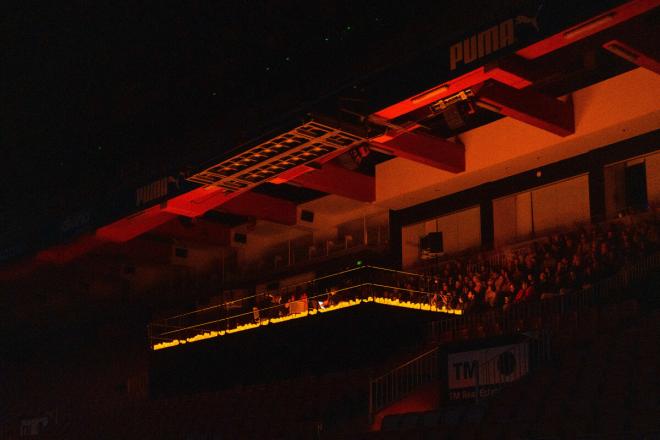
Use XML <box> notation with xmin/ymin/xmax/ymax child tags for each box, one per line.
<box><xmin>502</xmin><ymin>296</ymin><xmax>512</xmax><ymax>313</ymax></box>
<box><xmin>514</xmin><ymin>281</ymin><xmax>526</xmax><ymax>302</ymax></box>
<box><xmin>485</xmin><ymin>282</ymin><xmax>498</xmax><ymax>308</ymax></box>
<box><xmin>252</xmin><ymin>306</ymin><xmax>260</xmax><ymax>323</ymax></box>
<box><xmin>523</xmin><ymin>279</ymin><xmax>536</xmax><ymax>301</ymax></box>
<box><xmin>537</xmin><ymin>272</ymin><xmax>553</xmax><ymax>296</ymax></box>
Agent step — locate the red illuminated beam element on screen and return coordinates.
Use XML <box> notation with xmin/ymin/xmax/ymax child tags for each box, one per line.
<box><xmin>96</xmin><ymin>205</ymin><xmax>175</xmax><ymax>242</ymax></box>
<box><xmin>35</xmin><ymin>234</ymin><xmax>106</xmax><ymax>264</ymax></box>
<box><xmin>474</xmin><ymin>80</ymin><xmax>575</xmax><ymax>137</ymax></box>
<box><xmin>374</xmin><ymin>0</ymin><xmax>659</xmax><ymax>121</ymax></box>
<box><xmin>165</xmin><ymin>186</ymin><xmax>297</xmax><ymax>224</ymax></box>
<box><xmin>163</xmin><ymin>186</ymin><xmax>232</xmax><ymax>218</ymax></box>
<box><xmin>603</xmin><ymin>40</ymin><xmax>660</xmax><ymax>75</ymax></box>
<box><xmin>517</xmin><ymin>0</ymin><xmax>660</xmax><ymax>60</ymax></box>
<box><xmin>371</xmin><ymin>131</ymin><xmax>465</xmax><ymax>173</ymax></box>
<box><xmin>291</xmin><ymin>162</ymin><xmax>375</xmax><ymax>202</ymax></box>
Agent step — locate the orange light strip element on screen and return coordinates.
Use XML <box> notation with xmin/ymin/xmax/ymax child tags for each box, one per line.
<box><xmin>152</xmin><ymin>296</ymin><xmax>461</xmax><ymax>350</ymax></box>
<box><xmin>373</xmin><ymin>296</ymin><xmax>463</xmax><ymax>314</ymax></box>
<box><xmin>152</xmin><ymin>298</ymin><xmax>365</xmax><ymax>350</ymax></box>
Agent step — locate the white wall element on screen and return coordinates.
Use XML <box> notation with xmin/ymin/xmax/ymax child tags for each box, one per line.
<box><xmin>493</xmin><ymin>175</ymin><xmax>590</xmax><ymax>245</ymax></box>
<box><xmin>532</xmin><ymin>174</ymin><xmax>590</xmax><ymax>233</ymax></box>
<box><xmin>401</xmin><ymin>222</ymin><xmax>426</xmax><ymax>269</ymax></box>
<box><xmin>493</xmin><ymin>192</ymin><xmax>533</xmax><ymax>246</ymax></box>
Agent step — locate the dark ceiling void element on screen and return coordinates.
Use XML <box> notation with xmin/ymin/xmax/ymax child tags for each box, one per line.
<box><xmin>203</xmin><ymin>211</ymin><xmax>249</xmax><ymax>228</ymax></box>
<box><xmin>147</xmin><ymin>217</ymin><xmax>231</xmax><ymax>247</ymax></box>
<box><xmin>251</xmin><ymin>182</ymin><xmax>328</xmax><ymax>204</ymax></box>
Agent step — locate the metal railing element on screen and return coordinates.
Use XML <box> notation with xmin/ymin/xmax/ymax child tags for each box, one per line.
<box><xmin>369</xmin><ymin>346</ymin><xmax>439</xmax><ymax>420</ymax></box>
<box><xmin>148</xmin><ymin>265</ymin><xmax>451</xmax><ymax>349</ymax></box>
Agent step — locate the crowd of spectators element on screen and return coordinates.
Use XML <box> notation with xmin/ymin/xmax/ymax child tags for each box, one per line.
<box><xmin>177</xmin><ymin>215</ymin><xmax>659</xmax><ymax>332</ymax></box>
<box><xmin>413</xmin><ymin>216</ymin><xmax>659</xmax><ymax>313</ymax></box>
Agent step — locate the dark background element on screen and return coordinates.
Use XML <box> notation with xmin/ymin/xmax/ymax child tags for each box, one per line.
<box><xmin>3</xmin><ymin>1</ymin><xmax>532</xmax><ymax>213</ymax></box>
<box><xmin>1</xmin><ymin>0</ymin><xmax>622</xmax><ymax>254</ymax></box>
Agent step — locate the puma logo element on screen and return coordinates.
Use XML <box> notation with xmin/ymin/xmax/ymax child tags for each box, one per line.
<box><xmin>515</xmin><ymin>4</ymin><xmax>543</xmax><ymax>32</ymax></box>
<box><xmin>449</xmin><ymin>19</ymin><xmax>515</xmax><ymax>71</ymax></box>
<box><xmin>449</xmin><ymin>4</ymin><xmax>543</xmax><ymax>71</ymax></box>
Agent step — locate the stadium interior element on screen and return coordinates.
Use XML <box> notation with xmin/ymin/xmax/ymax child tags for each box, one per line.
<box><xmin>2</xmin><ymin>1</ymin><xmax>660</xmax><ymax>439</ymax></box>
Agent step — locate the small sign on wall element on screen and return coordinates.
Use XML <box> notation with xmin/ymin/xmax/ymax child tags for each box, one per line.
<box><xmin>447</xmin><ymin>342</ymin><xmax>529</xmax><ymax>401</ymax></box>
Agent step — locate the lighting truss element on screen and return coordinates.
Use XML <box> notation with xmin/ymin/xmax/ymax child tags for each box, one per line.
<box><xmin>188</xmin><ymin>122</ymin><xmax>365</xmax><ymax>192</ymax></box>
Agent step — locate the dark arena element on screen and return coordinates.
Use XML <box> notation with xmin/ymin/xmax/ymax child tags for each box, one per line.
<box><xmin>3</xmin><ymin>1</ymin><xmax>660</xmax><ymax>439</ymax></box>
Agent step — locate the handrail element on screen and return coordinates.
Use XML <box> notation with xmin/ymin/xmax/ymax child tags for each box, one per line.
<box><xmin>155</xmin><ymin>283</ymin><xmax>372</xmax><ymax>338</ymax></box>
<box><xmin>367</xmin><ymin>265</ymin><xmax>426</xmax><ymax>278</ymax></box>
<box><xmin>157</xmin><ymin>265</ymin><xmax>370</xmax><ymax>323</ymax></box>
<box><xmin>161</xmin><ymin>283</ymin><xmax>367</xmax><ymax>336</ymax></box>
<box><xmin>152</xmin><ymin>263</ymin><xmax>433</xmax><ymax>325</ymax></box>
<box><xmin>156</xmin><ymin>263</ymin><xmax>423</xmax><ymax>324</ymax></box>
<box><xmin>369</xmin><ymin>346</ymin><xmax>439</xmax><ymax>420</ymax></box>
<box><xmin>372</xmin><ymin>346</ymin><xmax>439</xmax><ymax>383</ymax></box>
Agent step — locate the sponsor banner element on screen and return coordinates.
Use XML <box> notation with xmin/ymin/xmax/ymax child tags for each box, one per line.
<box><xmin>136</xmin><ymin>177</ymin><xmax>169</xmax><ymax>207</ymax></box>
<box><xmin>448</xmin><ymin>342</ymin><xmax>529</xmax><ymax>393</ymax></box>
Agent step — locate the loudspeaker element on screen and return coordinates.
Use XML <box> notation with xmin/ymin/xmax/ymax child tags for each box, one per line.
<box><xmin>300</xmin><ymin>210</ymin><xmax>314</xmax><ymax>223</ymax></box>
<box><xmin>233</xmin><ymin>232</ymin><xmax>247</xmax><ymax>244</ymax></box>
<box><xmin>349</xmin><ymin>144</ymin><xmax>371</xmax><ymax>166</ymax></box>
<box><xmin>442</xmin><ymin>104</ymin><xmax>465</xmax><ymax>130</ymax></box>
<box><xmin>421</xmin><ymin>232</ymin><xmax>443</xmax><ymax>253</ymax></box>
